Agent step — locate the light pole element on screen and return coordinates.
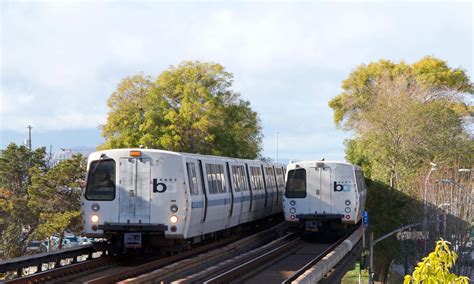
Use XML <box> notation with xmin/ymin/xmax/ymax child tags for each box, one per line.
<box><xmin>423</xmin><ymin>163</ymin><xmax>437</xmax><ymax>250</ymax></box>
<box><xmin>276</xmin><ymin>130</ymin><xmax>279</xmax><ymax>163</ymax></box>
<box><xmin>436</xmin><ymin>203</ymin><xmax>450</xmax><ymax>235</ymax></box>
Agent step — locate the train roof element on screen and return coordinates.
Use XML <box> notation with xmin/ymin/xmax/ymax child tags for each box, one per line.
<box><xmin>89</xmin><ymin>148</ymin><xmax>285</xmax><ymax>167</ymax></box>
<box><xmin>287</xmin><ymin>160</ymin><xmax>361</xmax><ymax>169</ymax></box>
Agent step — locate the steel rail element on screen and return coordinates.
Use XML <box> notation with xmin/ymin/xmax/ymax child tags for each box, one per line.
<box><xmin>203</xmin><ymin>236</ymin><xmax>302</xmax><ymax>284</ymax></box>
<box><xmin>85</xmin><ymin>235</ymin><xmax>242</xmax><ymax>284</ymax></box>
<box><xmin>112</xmin><ymin>222</ymin><xmax>290</xmax><ymax>284</ymax></box>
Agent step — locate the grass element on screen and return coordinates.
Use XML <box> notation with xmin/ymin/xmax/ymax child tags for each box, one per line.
<box><xmin>341</xmin><ymin>269</ymin><xmax>369</xmax><ymax>283</ymax></box>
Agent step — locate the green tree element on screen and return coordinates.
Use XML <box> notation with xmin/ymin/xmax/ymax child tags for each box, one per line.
<box><xmin>100</xmin><ymin>61</ymin><xmax>262</xmax><ymax>159</ymax></box>
<box><xmin>0</xmin><ymin>144</ymin><xmax>46</xmax><ymax>258</ymax></box>
<box><xmin>28</xmin><ymin>154</ymin><xmax>86</xmax><ymax>249</ymax></box>
<box><xmin>404</xmin><ymin>239</ymin><xmax>470</xmax><ymax>283</ymax></box>
<box><xmin>0</xmin><ymin>144</ymin><xmax>86</xmax><ymax>258</ymax></box>
<box><xmin>328</xmin><ymin>57</ymin><xmax>473</xmax><ymax>282</ymax></box>
<box><xmin>329</xmin><ymin>56</ymin><xmax>472</xmax><ymax>129</ymax></box>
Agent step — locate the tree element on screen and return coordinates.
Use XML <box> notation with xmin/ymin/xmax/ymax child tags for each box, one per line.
<box><xmin>404</xmin><ymin>239</ymin><xmax>470</xmax><ymax>283</ymax></box>
<box><xmin>99</xmin><ymin>61</ymin><xmax>262</xmax><ymax>159</ymax></box>
<box><xmin>28</xmin><ymin>154</ymin><xmax>86</xmax><ymax>249</ymax></box>
<box><xmin>329</xmin><ymin>56</ymin><xmax>473</xmax><ymax>129</ymax></box>
<box><xmin>0</xmin><ymin>144</ymin><xmax>86</xmax><ymax>258</ymax></box>
<box><xmin>344</xmin><ymin>74</ymin><xmax>472</xmax><ymax>191</ymax></box>
<box><xmin>328</xmin><ymin>57</ymin><xmax>473</xmax><ymax>282</ymax></box>
<box><xmin>0</xmin><ymin>144</ymin><xmax>46</xmax><ymax>258</ymax></box>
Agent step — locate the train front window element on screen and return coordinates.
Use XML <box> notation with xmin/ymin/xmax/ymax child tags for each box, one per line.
<box><xmin>285</xmin><ymin>169</ymin><xmax>306</xmax><ymax>198</ymax></box>
<box><xmin>85</xmin><ymin>159</ymin><xmax>116</xmax><ymax>201</ymax></box>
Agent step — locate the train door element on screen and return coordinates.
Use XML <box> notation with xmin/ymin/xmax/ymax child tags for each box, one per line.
<box><xmin>226</xmin><ymin>162</ymin><xmax>241</xmax><ymax>227</ymax></box>
<box><xmin>230</xmin><ymin>163</ymin><xmax>246</xmax><ymax>225</ymax></box>
<box><xmin>202</xmin><ymin>162</ymin><xmax>229</xmax><ymax>232</ymax></box>
<box><xmin>118</xmin><ymin>157</ymin><xmax>151</xmax><ymax>223</ymax></box>
<box><xmin>308</xmin><ymin>165</ymin><xmax>332</xmax><ymax>214</ymax></box>
<box><xmin>186</xmin><ymin>160</ymin><xmax>204</xmax><ymax>236</ymax></box>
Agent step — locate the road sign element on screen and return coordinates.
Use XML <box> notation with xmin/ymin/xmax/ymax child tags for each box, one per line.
<box><xmin>363</xmin><ymin>211</ymin><xmax>369</xmax><ymax>227</ymax></box>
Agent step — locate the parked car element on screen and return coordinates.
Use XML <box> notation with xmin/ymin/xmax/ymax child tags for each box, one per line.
<box><xmin>26</xmin><ymin>240</ymin><xmax>45</xmax><ymax>253</ymax></box>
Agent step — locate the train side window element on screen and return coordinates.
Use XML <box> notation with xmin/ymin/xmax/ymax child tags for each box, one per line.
<box><xmin>205</xmin><ymin>163</ymin><xmax>226</xmax><ymax>194</ymax></box>
<box><xmin>85</xmin><ymin>159</ymin><xmax>116</xmax><ymax>201</ymax></box>
<box><xmin>250</xmin><ymin>166</ymin><xmax>261</xmax><ymax>191</ymax></box>
<box><xmin>240</xmin><ymin>166</ymin><xmax>249</xmax><ymax>191</ymax></box>
<box><xmin>218</xmin><ymin>164</ymin><xmax>226</xmax><ymax>193</ymax></box>
<box><xmin>279</xmin><ymin>170</ymin><xmax>285</xmax><ymax>187</ymax></box>
<box><xmin>275</xmin><ymin>168</ymin><xmax>284</xmax><ymax>188</ymax></box>
<box><xmin>206</xmin><ymin>164</ymin><xmax>215</xmax><ymax>194</ymax></box>
<box><xmin>266</xmin><ymin>167</ymin><xmax>276</xmax><ymax>189</ymax></box>
<box><xmin>186</xmin><ymin>162</ymin><xmax>199</xmax><ymax>195</ymax></box>
<box><xmin>232</xmin><ymin>165</ymin><xmax>241</xmax><ymax>192</ymax></box>
<box><xmin>285</xmin><ymin>169</ymin><xmax>306</xmax><ymax>198</ymax></box>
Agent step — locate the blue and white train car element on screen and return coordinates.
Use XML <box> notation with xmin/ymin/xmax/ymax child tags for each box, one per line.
<box><xmin>283</xmin><ymin>161</ymin><xmax>367</xmax><ymax>232</ymax></box>
<box><xmin>82</xmin><ymin>149</ymin><xmax>285</xmax><ymax>251</ymax></box>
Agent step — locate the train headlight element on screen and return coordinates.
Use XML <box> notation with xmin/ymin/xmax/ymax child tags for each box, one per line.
<box><xmin>91</xmin><ymin>203</ymin><xmax>100</xmax><ymax>212</ymax></box>
<box><xmin>290</xmin><ymin>200</ymin><xmax>296</xmax><ymax>206</ymax></box>
<box><xmin>170</xmin><ymin>215</ymin><xmax>178</xmax><ymax>224</ymax></box>
<box><xmin>170</xmin><ymin>205</ymin><xmax>179</xmax><ymax>213</ymax></box>
<box><xmin>345</xmin><ymin>207</ymin><xmax>351</xmax><ymax>213</ymax></box>
<box><xmin>290</xmin><ymin>207</ymin><xmax>296</xmax><ymax>214</ymax></box>
<box><xmin>91</xmin><ymin>215</ymin><xmax>100</xmax><ymax>223</ymax></box>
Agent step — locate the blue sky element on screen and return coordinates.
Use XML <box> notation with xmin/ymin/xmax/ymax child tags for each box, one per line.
<box><xmin>1</xmin><ymin>0</ymin><xmax>472</xmax><ymax>162</ymax></box>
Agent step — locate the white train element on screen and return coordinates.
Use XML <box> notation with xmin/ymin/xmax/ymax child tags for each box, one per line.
<box><xmin>82</xmin><ymin>149</ymin><xmax>285</xmax><ymax>251</ymax></box>
<box><xmin>283</xmin><ymin>161</ymin><xmax>367</xmax><ymax>232</ymax></box>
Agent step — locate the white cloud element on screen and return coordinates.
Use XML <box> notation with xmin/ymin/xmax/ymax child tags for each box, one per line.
<box><xmin>1</xmin><ymin>1</ymin><xmax>472</xmax><ymax>159</ymax></box>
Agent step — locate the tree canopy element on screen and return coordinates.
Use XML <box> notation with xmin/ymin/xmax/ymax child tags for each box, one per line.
<box><xmin>330</xmin><ymin>57</ymin><xmax>473</xmax><ymax>191</ymax></box>
<box><xmin>329</xmin><ymin>56</ymin><xmax>473</xmax><ymax>129</ymax></box>
<box><xmin>100</xmin><ymin>61</ymin><xmax>262</xmax><ymax>159</ymax></box>
<box><xmin>329</xmin><ymin>56</ymin><xmax>473</xmax><ymax>282</ymax></box>
<box><xmin>404</xmin><ymin>239</ymin><xmax>470</xmax><ymax>283</ymax></box>
<box><xmin>0</xmin><ymin>144</ymin><xmax>85</xmax><ymax>258</ymax></box>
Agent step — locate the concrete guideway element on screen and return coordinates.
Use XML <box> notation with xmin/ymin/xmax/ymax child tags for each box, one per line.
<box><xmin>291</xmin><ymin>226</ymin><xmax>362</xmax><ymax>284</ymax></box>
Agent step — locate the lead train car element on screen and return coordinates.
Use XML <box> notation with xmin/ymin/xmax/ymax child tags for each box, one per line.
<box><xmin>82</xmin><ymin>149</ymin><xmax>285</xmax><ymax>251</ymax></box>
<box><xmin>283</xmin><ymin>161</ymin><xmax>366</xmax><ymax>232</ymax></box>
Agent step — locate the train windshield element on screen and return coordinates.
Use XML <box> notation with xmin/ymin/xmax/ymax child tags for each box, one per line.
<box><xmin>85</xmin><ymin>159</ymin><xmax>116</xmax><ymax>201</ymax></box>
<box><xmin>285</xmin><ymin>169</ymin><xmax>306</xmax><ymax>198</ymax></box>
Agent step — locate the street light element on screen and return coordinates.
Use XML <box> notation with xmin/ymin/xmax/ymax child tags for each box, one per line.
<box><xmin>436</xmin><ymin>203</ymin><xmax>450</xmax><ymax>235</ymax></box>
<box><xmin>423</xmin><ymin>163</ymin><xmax>437</xmax><ymax>254</ymax></box>
<box><xmin>424</xmin><ymin>163</ymin><xmax>437</xmax><ymax>207</ymax></box>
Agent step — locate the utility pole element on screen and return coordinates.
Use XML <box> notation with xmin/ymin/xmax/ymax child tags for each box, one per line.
<box><xmin>276</xmin><ymin>130</ymin><xmax>279</xmax><ymax>163</ymax></box>
<box><xmin>26</xmin><ymin>125</ymin><xmax>33</xmax><ymax>150</ymax></box>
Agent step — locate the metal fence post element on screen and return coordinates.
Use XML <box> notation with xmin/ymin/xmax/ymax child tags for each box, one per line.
<box><xmin>368</xmin><ymin>232</ymin><xmax>373</xmax><ymax>284</ymax></box>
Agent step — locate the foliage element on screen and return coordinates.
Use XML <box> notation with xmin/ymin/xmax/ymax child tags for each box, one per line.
<box><xmin>0</xmin><ymin>144</ymin><xmax>46</xmax><ymax>258</ymax></box>
<box><xmin>28</xmin><ymin>154</ymin><xmax>86</xmax><ymax>244</ymax></box>
<box><xmin>365</xmin><ymin>180</ymin><xmax>422</xmax><ymax>276</ymax></box>
<box><xmin>0</xmin><ymin>143</ymin><xmax>86</xmax><ymax>258</ymax></box>
<box><xmin>100</xmin><ymin>61</ymin><xmax>262</xmax><ymax>159</ymax></box>
<box><xmin>0</xmin><ymin>144</ymin><xmax>47</xmax><ymax>195</ymax></box>
<box><xmin>329</xmin><ymin>56</ymin><xmax>473</xmax><ymax>128</ymax></box>
<box><xmin>404</xmin><ymin>239</ymin><xmax>470</xmax><ymax>283</ymax></box>
<box><xmin>329</xmin><ymin>56</ymin><xmax>473</xmax><ymax>281</ymax></box>
<box><xmin>331</xmin><ymin>58</ymin><xmax>473</xmax><ymax>192</ymax></box>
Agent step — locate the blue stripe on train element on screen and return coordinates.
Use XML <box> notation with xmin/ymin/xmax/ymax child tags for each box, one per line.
<box><xmin>191</xmin><ymin>193</ymin><xmax>272</xmax><ymax>209</ymax></box>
